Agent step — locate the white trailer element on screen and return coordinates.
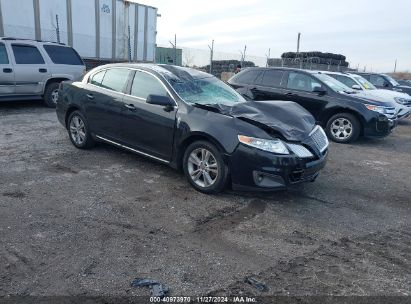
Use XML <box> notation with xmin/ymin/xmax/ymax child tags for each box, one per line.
<box><xmin>0</xmin><ymin>0</ymin><xmax>157</xmax><ymax>62</ymax></box>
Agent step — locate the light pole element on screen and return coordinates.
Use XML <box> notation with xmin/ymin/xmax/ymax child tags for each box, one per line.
<box><xmin>208</xmin><ymin>39</ymin><xmax>214</xmax><ymax>74</ymax></box>
<box><xmin>169</xmin><ymin>34</ymin><xmax>177</xmax><ymax>65</ymax></box>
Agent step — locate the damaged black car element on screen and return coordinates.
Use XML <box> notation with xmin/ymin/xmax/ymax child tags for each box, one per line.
<box><xmin>56</xmin><ymin>64</ymin><xmax>328</xmax><ymax>193</ymax></box>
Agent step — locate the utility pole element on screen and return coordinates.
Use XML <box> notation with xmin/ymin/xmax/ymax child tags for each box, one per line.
<box><xmin>208</xmin><ymin>39</ymin><xmax>214</xmax><ymax>74</ymax></box>
<box><xmin>169</xmin><ymin>34</ymin><xmax>177</xmax><ymax>65</ymax></box>
<box><xmin>55</xmin><ymin>14</ymin><xmax>60</xmax><ymax>43</ymax></box>
<box><xmin>394</xmin><ymin>59</ymin><xmax>397</xmax><ymax>73</ymax></box>
<box><xmin>239</xmin><ymin>45</ymin><xmax>247</xmax><ymax>67</ymax></box>
<box><xmin>265</xmin><ymin>48</ymin><xmax>271</xmax><ymax>67</ymax></box>
<box><xmin>297</xmin><ymin>32</ymin><xmax>301</xmax><ymax>54</ymax></box>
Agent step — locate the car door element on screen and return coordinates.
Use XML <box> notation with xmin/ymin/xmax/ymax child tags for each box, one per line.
<box><xmin>250</xmin><ymin>69</ymin><xmax>286</xmax><ymax>100</ymax></box>
<box><xmin>84</xmin><ymin>68</ymin><xmax>131</xmax><ymax>140</ymax></box>
<box><xmin>10</xmin><ymin>44</ymin><xmax>50</xmax><ymax>95</ymax></box>
<box><xmin>121</xmin><ymin>70</ymin><xmax>176</xmax><ymax>160</ymax></box>
<box><xmin>283</xmin><ymin>71</ymin><xmax>327</xmax><ymax>120</ymax></box>
<box><xmin>0</xmin><ymin>42</ymin><xmax>15</xmax><ymax>95</ymax></box>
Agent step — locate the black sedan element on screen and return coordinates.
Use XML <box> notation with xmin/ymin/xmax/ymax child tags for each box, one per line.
<box><xmin>228</xmin><ymin>68</ymin><xmax>398</xmax><ymax>143</ymax></box>
<box><xmin>56</xmin><ymin>64</ymin><xmax>328</xmax><ymax>194</ymax></box>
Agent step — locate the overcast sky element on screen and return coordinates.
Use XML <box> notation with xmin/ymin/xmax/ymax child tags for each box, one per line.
<box><xmin>136</xmin><ymin>0</ymin><xmax>411</xmax><ymax>72</ymax></box>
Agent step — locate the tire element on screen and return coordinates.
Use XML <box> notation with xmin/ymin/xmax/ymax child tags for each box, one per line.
<box><xmin>43</xmin><ymin>82</ymin><xmax>60</xmax><ymax>108</ymax></box>
<box><xmin>326</xmin><ymin>113</ymin><xmax>361</xmax><ymax>143</ymax></box>
<box><xmin>183</xmin><ymin>141</ymin><xmax>228</xmax><ymax>194</ymax></box>
<box><xmin>67</xmin><ymin>110</ymin><xmax>95</xmax><ymax>149</ymax></box>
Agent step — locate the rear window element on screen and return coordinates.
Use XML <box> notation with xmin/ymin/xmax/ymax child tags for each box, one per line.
<box><xmin>12</xmin><ymin>44</ymin><xmax>45</xmax><ymax>64</ymax></box>
<box><xmin>100</xmin><ymin>68</ymin><xmax>130</xmax><ymax>92</ymax></box>
<box><xmin>0</xmin><ymin>44</ymin><xmax>9</xmax><ymax>64</ymax></box>
<box><xmin>261</xmin><ymin>70</ymin><xmax>284</xmax><ymax>87</ymax></box>
<box><xmin>233</xmin><ymin>70</ymin><xmax>261</xmax><ymax>84</ymax></box>
<box><xmin>43</xmin><ymin>45</ymin><xmax>83</xmax><ymax>65</ymax></box>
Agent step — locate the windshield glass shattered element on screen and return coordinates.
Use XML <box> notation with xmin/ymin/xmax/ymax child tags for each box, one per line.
<box><xmin>166</xmin><ymin>75</ymin><xmax>246</xmax><ymax>106</ymax></box>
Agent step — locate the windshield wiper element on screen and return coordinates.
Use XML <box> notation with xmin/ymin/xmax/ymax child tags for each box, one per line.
<box><xmin>191</xmin><ymin>103</ymin><xmax>222</xmax><ymax>113</ymax></box>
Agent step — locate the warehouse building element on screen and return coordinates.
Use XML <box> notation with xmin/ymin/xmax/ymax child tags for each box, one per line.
<box><xmin>0</xmin><ymin>0</ymin><xmax>158</xmax><ymax>64</ymax></box>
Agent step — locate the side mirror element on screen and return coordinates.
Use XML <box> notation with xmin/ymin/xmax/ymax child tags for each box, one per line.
<box><xmin>313</xmin><ymin>86</ymin><xmax>327</xmax><ymax>95</ymax></box>
<box><xmin>146</xmin><ymin>94</ymin><xmax>174</xmax><ymax>109</ymax></box>
<box><xmin>352</xmin><ymin>84</ymin><xmax>362</xmax><ymax>90</ymax></box>
<box><xmin>383</xmin><ymin>81</ymin><xmax>390</xmax><ymax>88</ymax></box>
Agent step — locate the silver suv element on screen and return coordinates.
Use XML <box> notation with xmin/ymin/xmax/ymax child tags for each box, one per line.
<box><xmin>0</xmin><ymin>37</ymin><xmax>85</xmax><ymax>107</ymax></box>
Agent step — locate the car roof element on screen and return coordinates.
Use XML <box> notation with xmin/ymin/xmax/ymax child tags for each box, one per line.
<box><xmin>90</xmin><ymin>63</ymin><xmax>213</xmax><ymax>80</ymax></box>
<box><xmin>0</xmin><ymin>37</ymin><xmax>67</xmax><ymax>46</ymax></box>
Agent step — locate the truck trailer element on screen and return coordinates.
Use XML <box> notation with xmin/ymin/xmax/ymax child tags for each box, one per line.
<box><xmin>0</xmin><ymin>0</ymin><xmax>158</xmax><ymax>64</ymax></box>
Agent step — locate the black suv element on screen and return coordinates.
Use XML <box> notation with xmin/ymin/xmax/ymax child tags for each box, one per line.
<box><xmin>354</xmin><ymin>72</ymin><xmax>411</xmax><ymax>96</ymax></box>
<box><xmin>228</xmin><ymin>68</ymin><xmax>397</xmax><ymax>143</ymax></box>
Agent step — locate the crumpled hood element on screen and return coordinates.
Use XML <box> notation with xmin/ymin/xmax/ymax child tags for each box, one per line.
<box><xmin>218</xmin><ymin>100</ymin><xmax>316</xmax><ymax>141</ymax></box>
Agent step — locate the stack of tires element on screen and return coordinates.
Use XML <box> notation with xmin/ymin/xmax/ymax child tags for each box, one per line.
<box><xmin>203</xmin><ymin>60</ymin><xmax>255</xmax><ymax>77</ymax></box>
<box><xmin>281</xmin><ymin>51</ymin><xmax>349</xmax><ymax>67</ymax></box>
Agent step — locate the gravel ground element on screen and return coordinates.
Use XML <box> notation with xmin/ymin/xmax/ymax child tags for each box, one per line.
<box><xmin>0</xmin><ymin>101</ymin><xmax>410</xmax><ymax>299</ymax></box>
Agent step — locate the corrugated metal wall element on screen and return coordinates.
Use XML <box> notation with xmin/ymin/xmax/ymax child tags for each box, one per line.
<box><xmin>0</xmin><ymin>0</ymin><xmax>157</xmax><ymax>62</ymax></box>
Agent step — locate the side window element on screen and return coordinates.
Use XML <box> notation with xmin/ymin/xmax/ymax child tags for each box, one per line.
<box><xmin>370</xmin><ymin>75</ymin><xmax>386</xmax><ymax>86</ymax></box>
<box><xmin>261</xmin><ymin>70</ymin><xmax>284</xmax><ymax>87</ymax></box>
<box><xmin>0</xmin><ymin>44</ymin><xmax>9</xmax><ymax>64</ymax></box>
<box><xmin>287</xmin><ymin>72</ymin><xmax>321</xmax><ymax>92</ymax></box>
<box><xmin>100</xmin><ymin>68</ymin><xmax>130</xmax><ymax>92</ymax></box>
<box><xmin>43</xmin><ymin>45</ymin><xmax>83</xmax><ymax>65</ymax></box>
<box><xmin>131</xmin><ymin>71</ymin><xmax>167</xmax><ymax>100</ymax></box>
<box><xmin>89</xmin><ymin>70</ymin><xmax>106</xmax><ymax>86</ymax></box>
<box><xmin>11</xmin><ymin>44</ymin><xmax>45</xmax><ymax>64</ymax></box>
<box><xmin>235</xmin><ymin>70</ymin><xmax>261</xmax><ymax>84</ymax></box>
<box><xmin>336</xmin><ymin>75</ymin><xmax>356</xmax><ymax>88</ymax></box>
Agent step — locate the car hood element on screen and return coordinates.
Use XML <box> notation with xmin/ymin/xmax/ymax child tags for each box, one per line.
<box><xmin>374</xmin><ymin>89</ymin><xmax>411</xmax><ymax>99</ymax></box>
<box><xmin>348</xmin><ymin>91</ymin><xmax>397</xmax><ymax>107</ymax></box>
<box><xmin>217</xmin><ymin>100</ymin><xmax>316</xmax><ymax>141</ymax></box>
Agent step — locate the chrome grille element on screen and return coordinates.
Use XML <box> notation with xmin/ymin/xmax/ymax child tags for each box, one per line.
<box><xmin>385</xmin><ymin>107</ymin><xmax>397</xmax><ymax>117</ymax></box>
<box><xmin>310</xmin><ymin>126</ymin><xmax>329</xmax><ymax>153</ymax></box>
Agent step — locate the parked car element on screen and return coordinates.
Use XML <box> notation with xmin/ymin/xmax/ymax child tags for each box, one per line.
<box><xmin>353</xmin><ymin>72</ymin><xmax>411</xmax><ymax>97</ymax></box>
<box><xmin>0</xmin><ymin>37</ymin><xmax>85</xmax><ymax>107</ymax></box>
<box><xmin>56</xmin><ymin>64</ymin><xmax>329</xmax><ymax>194</ymax></box>
<box><xmin>396</xmin><ymin>79</ymin><xmax>411</xmax><ymax>86</ymax></box>
<box><xmin>228</xmin><ymin>67</ymin><xmax>398</xmax><ymax>143</ymax></box>
<box><xmin>324</xmin><ymin>72</ymin><xmax>411</xmax><ymax>119</ymax></box>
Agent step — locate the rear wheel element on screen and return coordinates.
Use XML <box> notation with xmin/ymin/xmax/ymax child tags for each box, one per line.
<box><xmin>326</xmin><ymin>113</ymin><xmax>360</xmax><ymax>143</ymax></box>
<box><xmin>43</xmin><ymin>82</ymin><xmax>60</xmax><ymax>108</ymax></box>
<box><xmin>183</xmin><ymin>141</ymin><xmax>228</xmax><ymax>194</ymax></box>
<box><xmin>67</xmin><ymin>111</ymin><xmax>95</xmax><ymax>149</ymax></box>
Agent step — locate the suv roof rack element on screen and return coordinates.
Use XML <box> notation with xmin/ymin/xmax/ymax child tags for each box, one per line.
<box><xmin>0</xmin><ymin>37</ymin><xmax>66</xmax><ymax>45</ymax></box>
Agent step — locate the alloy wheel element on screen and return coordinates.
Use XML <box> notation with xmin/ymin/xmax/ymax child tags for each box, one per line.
<box><xmin>69</xmin><ymin>115</ymin><xmax>86</xmax><ymax>145</ymax></box>
<box><xmin>330</xmin><ymin>118</ymin><xmax>353</xmax><ymax>140</ymax></box>
<box><xmin>187</xmin><ymin>148</ymin><xmax>219</xmax><ymax>188</ymax></box>
<box><xmin>51</xmin><ymin>89</ymin><xmax>59</xmax><ymax>104</ymax></box>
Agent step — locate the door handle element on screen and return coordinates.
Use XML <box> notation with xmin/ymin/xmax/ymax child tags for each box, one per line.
<box><xmin>285</xmin><ymin>92</ymin><xmax>295</xmax><ymax>96</ymax></box>
<box><xmin>86</xmin><ymin>94</ymin><xmax>95</xmax><ymax>100</ymax></box>
<box><xmin>124</xmin><ymin>103</ymin><xmax>136</xmax><ymax>111</ymax></box>
<box><xmin>39</xmin><ymin>68</ymin><xmax>47</xmax><ymax>73</ymax></box>
<box><xmin>3</xmin><ymin>68</ymin><xmax>12</xmax><ymax>73</ymax></box>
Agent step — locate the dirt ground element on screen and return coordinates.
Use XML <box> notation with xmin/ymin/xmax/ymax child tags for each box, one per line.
<box><xmin>0</xmin><ymin>101</ymin><xmax>410</xmax><ymax>299</ymax></box>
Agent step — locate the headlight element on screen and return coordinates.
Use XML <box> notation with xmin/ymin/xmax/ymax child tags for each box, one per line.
<box><xmin>365</xmin><ymin>104</ymin><xmax>389</xmax><ymax>114</ymax></box>
<box><xmin>394</xmin><ymin>97</ymin><xmax>409</xmax><ymax>105</ymax></box>
<box><xmin>238</xmin><ymin>135</ymin><xmax>289</xmax><ymax>154</ymax></box>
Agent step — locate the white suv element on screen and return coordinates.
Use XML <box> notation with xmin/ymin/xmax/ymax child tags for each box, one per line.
<box><xmin>0</xmin><ymin>37</ymin><xmax>85</xmax><ymax>107</ymax></box>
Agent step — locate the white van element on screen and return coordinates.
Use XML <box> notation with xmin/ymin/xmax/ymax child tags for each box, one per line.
<box><xmin>0</xmin><ymin>37</ymin><xmax>85</xmax><ymax>107</ymax></box>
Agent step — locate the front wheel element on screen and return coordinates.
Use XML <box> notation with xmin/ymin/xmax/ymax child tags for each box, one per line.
<box><xmin>325</xmin><ymin>113</ymin><xmax>360</xmax><ymax>143</ymax></box>
<box><xmin>183</xmin><ymin>141</ymin><xmax>228</xmax><ymax>194</ymax></box>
